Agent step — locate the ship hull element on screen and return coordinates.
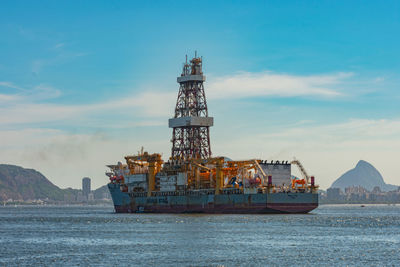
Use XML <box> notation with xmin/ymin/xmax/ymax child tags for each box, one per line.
<box><xmin>108</xmin><ymin>184</ymin><xmax>318</xmax><ymax>214</ymax></box>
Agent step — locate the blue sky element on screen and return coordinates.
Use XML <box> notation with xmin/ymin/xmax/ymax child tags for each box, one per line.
<box><xmin>1</xmin><ymin>1</ymin><xmax>400</xmax><ymax>189</ymax></box>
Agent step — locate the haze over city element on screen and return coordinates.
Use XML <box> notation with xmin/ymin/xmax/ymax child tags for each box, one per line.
<box><xmin>1</xmin><ymin>1</ymin><xmax>399</xmax><ymax>190</ymax></box>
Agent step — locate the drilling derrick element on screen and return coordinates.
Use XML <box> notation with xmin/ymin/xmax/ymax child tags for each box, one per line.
<box><xmin>169</xmin><ymin>55</ymin><xmax>213</xmax><ymax>159</ymax></box>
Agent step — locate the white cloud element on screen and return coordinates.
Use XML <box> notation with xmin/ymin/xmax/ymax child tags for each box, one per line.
<box><xmin>2</xmin><ymin>117</ymin><xmax>399</xmax><ymax>190</ymax></box>
<box><xmin>28</xmin><ymin>84</ymin><xmax>62</xmax><ymax>100</ymax></box>
<box><xmin>97</xmin><ymin>91</ymin><xmax>176</xmax><ymax>118</ymax></box>
<box><xmin>0</xmin><ymin>93</ymin><xmax>20</xmax><ymax>102</ymax></box>
<box><xmin>0</xmin><ymin>81</ymin><xmax>61</xmax><ymax>102</ymax></box>
<box><xmin>0</xmin><ymin>128</ymin><xmax>62</xmax><ymax>148</ymax></box>
<box><xmin>207</xmin><ymin>71</ymin><xmax>352</xmax><ymax>99</ymax></box>
<box><xmin>54</xmin><ymin>43</ymin><xmax>65</xmax><ymax>49</ymax></box>
<box><xmin>0</xmin><ymin>90</ymin><xmax>175</xmax><ymax>126</ymax></box>
<box><xmin>31</xmin><ymin>51</ymin><xmax>88</xmax><ymax>75</ymax></box>
<box><xmin>31</xmin><ymin>60</ymin><xmax>44</xmax><ymax>75</ymax></box>
<box><xmin>1</xmin><ymin>72</ymin><xmax>396</xmax><ymax>190</ymax></box>
<box><xmin>0</xmin><ymin>78</ymin><xmax>178</xmax><ymax>126</ymax></box>
<box><xmin>213</xmin><ymin>118</ymin><xmax>400</xmax><ymax>190</ymax></box>
<box><xmin>0</xmin><ymin>70</ymin><xmax>360</xmax><ymax>127</ymax></box>
<box><xmin>0</xmin><ymin>81</ymin><xmax>24</xmax><ymax>90</ymax></box>
<box><xmin>0</xmin><ymin>128</ymin><xmax>170</xmax><ymax>189</ymax></box>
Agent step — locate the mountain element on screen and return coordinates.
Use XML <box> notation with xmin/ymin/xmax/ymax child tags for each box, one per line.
<box><xmin>0</xmin><ymin>164</ymin><xmax>67</xmax><ymax>201</ymax></box>
<box><xmin>330</xmin><ymin>160</ymin><xmax>398</xmax><ymax>192</ymax></box>
<box><xmin>93</xmin><ymin>185</ymin><xmax>111</xmax><ymax>199</ymax></box>
<box><xmin>0</xmin><ymin>164</ymin><xmax>108</xmax><ymax>202</ymax></box>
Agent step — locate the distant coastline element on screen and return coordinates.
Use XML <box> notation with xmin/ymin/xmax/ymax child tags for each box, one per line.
<box><xmin>319</xmin><ymin>160</ymin><xmax>400</xmax><ymax>204</ymax></box>
<box><xmin>0</xmin><ymin>164</ymin><xmax>112</xmax><ymax>205</ymax></box>
<box><xmin>319</xmin><ymin>198</ymin><xmax>400</xmax><ymax>205</ymax></box>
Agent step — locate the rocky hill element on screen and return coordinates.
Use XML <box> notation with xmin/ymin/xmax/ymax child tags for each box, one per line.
<box><xmin>330</xmin><ymin>160</ymin><xmax>397</xmax><ymax>192</ymax></box>
<box><xmin>93</xmin><ymin>185</ymin><xmax>111</xmax><ymax>199</ymax></box>
<box><xmin>0</xmin><ymin>164</ymin><xmax>68</xmax><ymax>201</ymax></box>
<box><xmin>0</xmin><ymin>164</ymin><xmax>107</xmax><ymax>201</ymax></box>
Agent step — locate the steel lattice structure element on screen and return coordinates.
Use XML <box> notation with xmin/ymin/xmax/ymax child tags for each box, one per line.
<box><xmin>169</xmin><ymin>55</ymin><xmax>213</xmax><ymax>159</ymax></box>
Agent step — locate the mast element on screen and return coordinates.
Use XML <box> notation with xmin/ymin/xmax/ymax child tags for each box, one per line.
<box><xmin>169</xmin><ymin>54</ymin><xmax>213</xmax><ymax>159</ymax></box>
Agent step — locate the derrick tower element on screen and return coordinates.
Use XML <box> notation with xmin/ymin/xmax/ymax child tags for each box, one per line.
<box><xmin>169</xmin><ymin>54</ymin><xmax>213</xmax><ymax>159</ymax></box>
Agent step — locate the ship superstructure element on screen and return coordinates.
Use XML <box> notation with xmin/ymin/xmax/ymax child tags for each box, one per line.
<box><xmin>106</xmin><ymin>55</ymin><xmax>319</xmax><ymax>214</ymax></box>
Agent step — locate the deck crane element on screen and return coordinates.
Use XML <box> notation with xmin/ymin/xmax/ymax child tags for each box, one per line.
<box><xmin>290</xmin><ymin>159</ymin><xmax>310</xmax><ymax>185</ymax></box>
<box><xmin>253</xmin><ymin>160</ymin><xmax>267</xmax><ymax>184</ymax></box>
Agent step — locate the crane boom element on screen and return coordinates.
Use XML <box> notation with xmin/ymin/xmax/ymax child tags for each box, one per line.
<box><xmin>291</xmin><ymin>159</ymin><xmax>310</xmax><ymax>184</ymax></box>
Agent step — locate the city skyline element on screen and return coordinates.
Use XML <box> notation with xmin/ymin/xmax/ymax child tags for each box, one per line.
<box><xmin>1</xmin><ymin>1</ymin><xmax>399</xmax><ymax>189</ymax></box>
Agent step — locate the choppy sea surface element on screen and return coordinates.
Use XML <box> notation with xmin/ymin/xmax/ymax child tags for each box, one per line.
<box><xmin>0</xmin><ymin>205</ymin><xmax>399</xmax><ymax>266</ymax></box>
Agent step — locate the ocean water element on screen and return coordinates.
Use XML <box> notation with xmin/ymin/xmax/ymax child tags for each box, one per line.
<box><xmin>0</xmin><ymin>205</ymin><xmax>399</xmax><ymax>266</ymax></box>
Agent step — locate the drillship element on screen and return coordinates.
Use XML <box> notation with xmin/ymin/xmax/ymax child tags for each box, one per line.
<box><xmin>107</xmin><ymin>55</ymin><xmax>319</xmax><ymax>214</ymax></box>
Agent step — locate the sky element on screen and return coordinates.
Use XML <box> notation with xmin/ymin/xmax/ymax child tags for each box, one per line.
<box><xmin>1</xmin><ymin>0</ymin><xmax>400</xmax><ymax>190</ymax></box>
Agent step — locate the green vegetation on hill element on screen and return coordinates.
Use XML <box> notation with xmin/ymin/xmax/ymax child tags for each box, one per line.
<box><xmin>0</xmin><ymin>164</ymin><xmax>67</xmax><ymax>201</ymax></box>
<box><xmin>93</xmin><ymin>185</ymin><xmax>109</xmax><ymax>199</ymax></box>
<box><xmin>0</xmin><ymin>164</ymin><xmax>101</xmax><ymax>202</ymax></box>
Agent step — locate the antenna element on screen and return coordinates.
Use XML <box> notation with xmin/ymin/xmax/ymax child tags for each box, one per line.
<box><xmin>195</xmin><ymin>50</ymin><xmax>197</xmax><ymax>58</ymax></box>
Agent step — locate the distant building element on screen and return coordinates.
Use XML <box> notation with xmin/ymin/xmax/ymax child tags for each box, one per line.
<box><xmin>345</xmin><ymin>185</ymin><xmax>367</xmax><ymax>195</ymax></box>
<box><xmin>102</xmin><ymin>192</ymin><xmax>111</xmax><ymax>200</ymax></box>
<box><xmin>64</xmin><ymin>194</ymin><xmax>75</xmax><ymax>203</ymax></box>
<box><xmin>372</xmin><ymin>186</ymin><xmax>381</xmax><ymax>194</ymax></box>
<box><xmin>82</xmin><ymin>177</ymin><xmax>91</xmax><ymax>198</ymax></box>
<box><xmin>327</xmin><ymin>188</ymin><xmax>341</xmax><ymax>200</ymax></box>
<box><xmin>322</xmin><ymin>185</ymin><xmax>400</xmax><ymax>204</ymax></box>
<box><xmin>88</xmin><ymin>192</ymin><xmax>94</xmax><ymax>201</ymax></box>
<box><xmin>76</xmin><ymin>191</ymin><xmax>87</xmax><ymax>202</ymax></box>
